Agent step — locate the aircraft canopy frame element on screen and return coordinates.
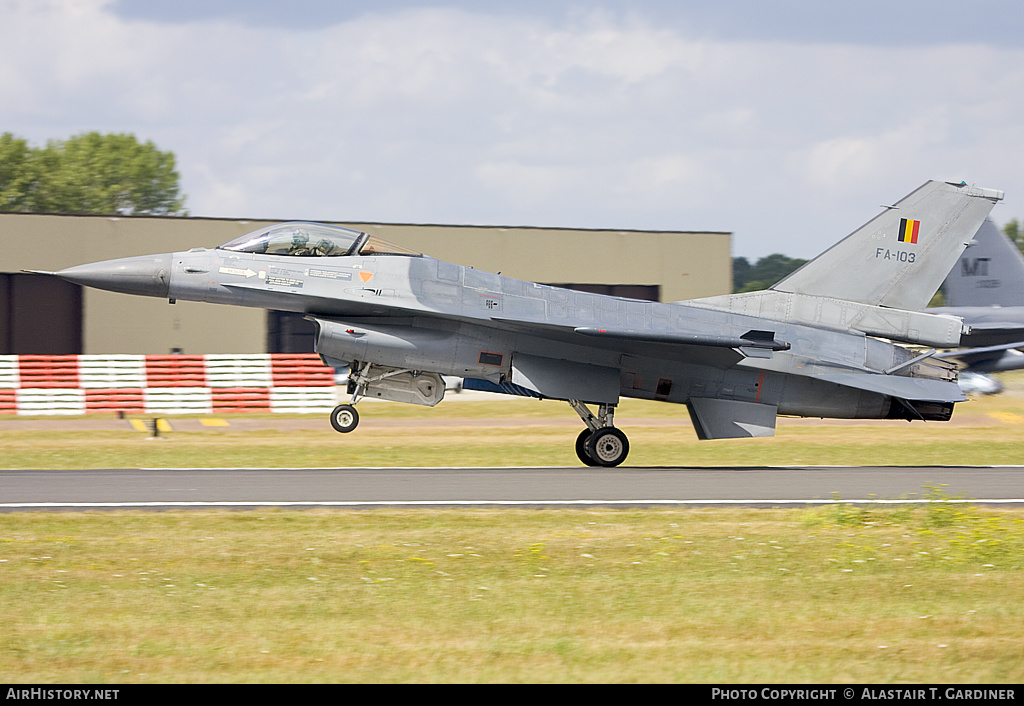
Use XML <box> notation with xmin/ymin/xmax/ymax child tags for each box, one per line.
<box><xmin>218</xmin><ymin>222</ymin><xmax>421</xmax><ymax>258</ymax></box>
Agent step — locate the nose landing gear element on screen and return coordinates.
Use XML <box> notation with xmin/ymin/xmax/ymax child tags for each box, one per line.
<box><xmin>329</xmin><ymin>360</ymin><xmax>372</xmax><ymax>434</ymax></box>
<box><xmin>330</xmin><ymin>403</ymin><xmax>360</xmax><ymax>433</ymax></box>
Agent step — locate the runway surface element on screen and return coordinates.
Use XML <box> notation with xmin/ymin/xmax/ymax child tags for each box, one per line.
<box><xmin>2</xmin><ymin>465</ymin><xmax>1022</xmax><ymax>510</ymax></box>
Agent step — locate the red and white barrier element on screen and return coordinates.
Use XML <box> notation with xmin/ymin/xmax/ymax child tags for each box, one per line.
<box><xmin>0</xmin><ymin>354</ymin><xmax>338</xmax><ymax>415</ymax></box>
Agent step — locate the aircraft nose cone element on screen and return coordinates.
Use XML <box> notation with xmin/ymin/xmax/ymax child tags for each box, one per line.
<box><xmin>54</xmin><ymin>253</ymin><xmax>173</xmax><ymax>298</ymax></box>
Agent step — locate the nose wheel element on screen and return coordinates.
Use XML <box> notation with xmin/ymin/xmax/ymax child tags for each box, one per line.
<box><xmin>330</xmin><ymin>404</ymin><xmax>359</xmax><ymax>433</ymax></box>
<box><xmin>330</xmin><ymin>361</ymin><xmax>373</xmax><ymax>434</ymax></box>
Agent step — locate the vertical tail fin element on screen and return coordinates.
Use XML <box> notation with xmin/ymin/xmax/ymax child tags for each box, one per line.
<box><xmin>771</xmin><ymin>180</ymin><xmax>1003</xmax><ymax>310</ymax></box>
<box><xmin>942</xmin><ymin>219</ymin><xmax>1024</xmax><ymax>307</ymax></box>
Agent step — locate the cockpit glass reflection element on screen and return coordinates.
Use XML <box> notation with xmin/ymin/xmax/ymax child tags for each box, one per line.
<box><xmin>218</xmin><ymin>222</ymin><xmax>420</xmax><ymax>257</ymax></box>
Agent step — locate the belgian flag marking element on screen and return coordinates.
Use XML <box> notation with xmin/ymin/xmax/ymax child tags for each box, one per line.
<box><xmin>898</xmin><ymin>218</ymin><xmax>921</xmax><ymax>244</ymax></box>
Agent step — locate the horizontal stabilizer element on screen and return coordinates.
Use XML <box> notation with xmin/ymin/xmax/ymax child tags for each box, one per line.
<box><xmin>816</xmin><ymin>373</ymin><xmax>966</xmax><ymax>403</ymax></box>
<box><xmin>936</xmin><ymin>341</ymin><xmax>1024</xmax><ymax>373</ymax></box>
<box><xmin>936</xmin><ymin>339</ymin><xmax>1024</xmax><ymax>359</ymax></box>
<box><xmin>964</xmin><ymin>323</ymin><xmax>1024</xmax><ymax>334</ymax></box>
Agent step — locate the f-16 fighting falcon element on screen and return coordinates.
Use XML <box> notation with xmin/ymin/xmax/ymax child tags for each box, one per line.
<box><xmin>37</xmin><ymin>180</ymin><xmax>1003</xmax><ymax>467</ymax></box>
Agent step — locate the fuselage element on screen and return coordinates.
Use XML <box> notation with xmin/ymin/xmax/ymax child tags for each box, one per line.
<box><xmin>156</xmin><ymin>246</ymin><xmax>935</xmax><ymax>420</ymax></box>
<box><xmin>50</xmin><ymin>221</ymin><xmax>962</xmax><ymax>426</ymax></box>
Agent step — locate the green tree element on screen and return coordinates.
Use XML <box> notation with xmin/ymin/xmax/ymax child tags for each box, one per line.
<box><xmin>0</xmin><ymin>133</ymin><xmax>34</xmax><ymax>211</ymax></box>
<box><xmin>1003</xmin><ymin>219</ymin><xmax>1022</xmax><ymax>253</ymax></box>
<box><xmin>733</xmin><ymin>253</ymin><xmax>808</xmax><ymax>293</ymax></box>
<box><xmin>0</xmin><ymin>131</ymin><xmax>186</xmax><ymax>216</ymax></box>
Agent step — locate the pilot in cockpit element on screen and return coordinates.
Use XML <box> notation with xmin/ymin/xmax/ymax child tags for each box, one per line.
<box><xmin>219</xmin><ymin>222</ymin><xmax>420</xmax><ymax>258</ymax></box>
<box><xmin>287</xmin><ymin>231</ymin><xmax>336</xmax><ymax>256</ymax></box>
<box><xmin>289</xmin><ymin>232</ymin><xmax>311</xmax><ymax>255</ymax></box>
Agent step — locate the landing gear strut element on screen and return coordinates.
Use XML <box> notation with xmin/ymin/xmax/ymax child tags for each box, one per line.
<box><xmin>329</xmin><ymin>360</ymin><xmax>392</xmax><ymax>434</ymax></box>
<box><xmin>569</xmin><ymin>400</ymin><xmax>629</xmax><ymax>467</ymax></box>
<box><xmin>329</xmin><ymin>362</ymin><xmax>447</xmax><ymax>434</ymax></box>
<box><xmin>329</xmin><ymin>361</ymin><xmax>371</xmax><ymax>434</ymax></box>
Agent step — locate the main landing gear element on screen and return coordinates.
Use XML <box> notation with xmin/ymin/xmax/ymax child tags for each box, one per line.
<box><xmin>330</xmin><ymin>369</ymin><xmax>630</xmax><ymax>467</ymax></box>
<box><xmin>569</xmin><ymin>400</ymin><xmax>629</xmax><ymax>467</ymax></box>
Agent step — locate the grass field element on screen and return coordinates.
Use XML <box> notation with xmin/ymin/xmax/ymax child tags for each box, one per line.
<box><xmin>1</xmin><ymin>502</ymin><xmax>1022</xmax><ymax>683</ymax></box>
<box><xmin>2</xmin><ymin>377</ymin><xmax>1023</xmax><ymax>682</ymax></box>
<box><xmin>4</xmin><ymin>374</ymin><xmax>1024</xmax><ymax>469</ymax></box>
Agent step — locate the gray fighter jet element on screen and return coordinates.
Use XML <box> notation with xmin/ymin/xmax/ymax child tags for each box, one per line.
<box><xmin>929</xmin><ymin>218</ymin><xmax>1024</xmax><ymax>391</ymax></box>
<box><xmin>39</xmin><ymin>180</ymin><xmax>1002</xmax><ymax>466</ymax></box>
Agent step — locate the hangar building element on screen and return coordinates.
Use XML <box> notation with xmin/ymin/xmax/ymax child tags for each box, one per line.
<box><xmin>0</xmin><ymin>213</ymin><xmax>731</xmax><ymax>355</ymax></box>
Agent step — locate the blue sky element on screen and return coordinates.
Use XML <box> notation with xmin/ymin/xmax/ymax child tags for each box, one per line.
<box><xmin>4</xmin><ymin>0</ymin><xmax>1024</xmax><ymax>260</ymax></box>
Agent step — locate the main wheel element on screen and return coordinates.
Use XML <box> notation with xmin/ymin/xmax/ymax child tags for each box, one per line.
<box><xmin>585</xmin><ymin>427</ymin><xmax>629</xmax><ymax>467</ymax></box>
<box><xmin>330</xmin><ymin>404</ymin><xmax>359</xmax><ymax>433</ymax></box>
<box><xmin>575</xmin><ymin>429</ymin><xmax>598</xmax><ymax>466</ymax></box>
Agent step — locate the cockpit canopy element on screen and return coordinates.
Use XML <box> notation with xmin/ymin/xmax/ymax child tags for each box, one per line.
<box><xmin>218</xmin><ymin>222</ymin><xmax>420</xmax><ymax>258</ymax></box>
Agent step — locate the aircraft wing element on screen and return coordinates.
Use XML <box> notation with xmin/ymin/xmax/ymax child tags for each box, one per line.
<box><xmin>488</xmin><ymin>317</ymin><xmax>789</xmax><ymax>368</ymax></box>
<box><xmin>572</xmin><ymin>326</ymin><xmax>790</xmax><ymax>356</ymax></box>
<box><xmin>488</xmin><ymin>315</ymin><xmax>968</xmax><ymax>401</ymax></box>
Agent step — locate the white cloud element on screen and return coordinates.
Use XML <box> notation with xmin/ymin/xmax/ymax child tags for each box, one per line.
<box><xmin>1</xmin><ymin>1</ymin><xmax>1023</xmax><ymax>258</ymax></box>
<box><xmin>800</xmin><ymin>118</ymin><xmax>951</xmax><ymax>189</ymax></box>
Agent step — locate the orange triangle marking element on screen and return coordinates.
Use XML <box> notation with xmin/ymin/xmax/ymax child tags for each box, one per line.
<box><xmin>359</xmin><ymin>271</ymin><xmax>374</xmax><ymax>283</ymax></box>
